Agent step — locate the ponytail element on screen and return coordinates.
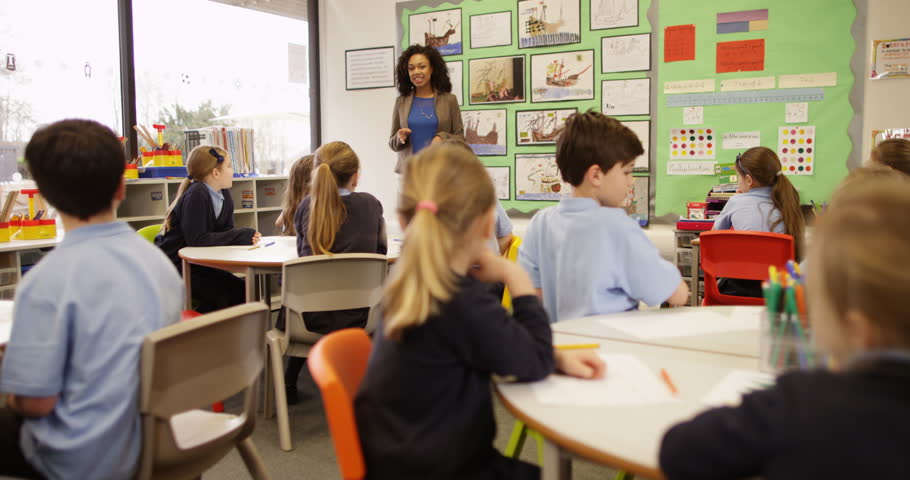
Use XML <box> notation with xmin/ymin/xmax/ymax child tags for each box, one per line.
<box><xmin>770</xmin><ymin>174</ymin><xmax>805</xmax><ymax>259</ymax></box>
<box><xmin>162</xmin><ymin>178</ymin><xmax>192</xmax><ymax>233</ymax></box>
<box><xmin>307</xmin><ymin>162</ymin><xmax>346</xmax><ymax>255</ymax></box>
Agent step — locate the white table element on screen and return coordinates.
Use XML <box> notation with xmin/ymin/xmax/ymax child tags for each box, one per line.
<box><xmin>551</xmin><ymin>306</ymin><xmax>762</xmax><ymax>359</ymax></box>
<box><xmin>498</xmin><ymin>332</ymin><xmax>761</xmax><ymax>480</ymax></box>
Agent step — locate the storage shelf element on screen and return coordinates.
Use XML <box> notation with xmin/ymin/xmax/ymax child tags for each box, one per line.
<box><xmin>257</xmin><ymin>206</ymin><xmax>282</xmax><ymax>212</ymax></box>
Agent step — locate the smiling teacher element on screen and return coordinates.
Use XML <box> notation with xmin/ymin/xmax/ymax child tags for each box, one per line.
<box><xmin>389</xmin><ymin>44</ymin><xmax>464</xmax><ymax>174</ymax></box>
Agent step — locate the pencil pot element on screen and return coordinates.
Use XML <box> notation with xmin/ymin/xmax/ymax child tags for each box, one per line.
<box><xmin>759</xmin><ymin>312</ymin><xmax>817</xmax><ymax>373</ymax></box>
<box><xmin>0</xmin><ymin>222</ymin><xmax>9</xmax><ymax>243</ymax></box>
<box><xmin>8</xmin><ymin>220</ymin><xmax>21</xmax><ymax>239</ymax></box>
<box><xmin>21</xmin><ymin>220</ymin><xmax>41</xmax><ymax>240</ymax></box>
<box><xmin>38</xmin><ymin>220</ymin><xmax>56</xmax><ymax>239</ymax></box>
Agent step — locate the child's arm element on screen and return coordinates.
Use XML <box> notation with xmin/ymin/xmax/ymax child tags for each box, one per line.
<box><xmin>6</xmin><ymin>393</ymin><xmax>56</xmax><ymax>418</ymax></box>
<box><xmin>180</xmin><ymin>189</ymin><xmax>256</xmax><ymax>246</ymax></box>
<box><xmin>619</xmin><ymin>223</ymin><xmax>686</xmax><ymax>307</ymax></box>
<box><xmin>666</xmin><ymin>281</ymin><xmax>690</xmax><ymax>306</ymax></box>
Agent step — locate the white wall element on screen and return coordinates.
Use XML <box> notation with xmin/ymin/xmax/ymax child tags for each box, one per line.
<box><xmin>861</xmin><ymin>0</ymin><xmax>910</xmax><ymax>161</ymax></box>
<box><xmin>319</xmin><ymin>0</ymin><xmax>402</xmax><ymax>222</ymax></box>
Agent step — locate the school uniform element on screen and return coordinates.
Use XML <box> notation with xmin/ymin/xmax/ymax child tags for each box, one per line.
<box><xmin>155</xmin><ymin>181</ymin><xmax>256</xmax><ymax>313</ymax></box>
<box><xmin>660</xmin><ymin>350</ymin><xmax>910</xmax><ymax>479</ymax></box>
<box><xmin>519</xmin><ymin>197</ymin><xmax>681</xmax><ymax>323</ymax></box>
<box><xmin>0</xmin><ymin>221</ymin><xmax>184</xmax><ymax>480</ymax></box>
<box><xmin>355</xmin><ymin>277</ymin><xmax>553</xmax><ymax>480</ymax></box>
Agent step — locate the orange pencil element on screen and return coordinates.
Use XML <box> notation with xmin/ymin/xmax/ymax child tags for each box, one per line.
<box><xmin>660</xmin><ymin>368</ymin><xmax>679</xmax><ymax>396</ymax></box>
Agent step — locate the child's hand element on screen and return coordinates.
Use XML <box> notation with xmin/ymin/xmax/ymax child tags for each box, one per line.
<box><xmin>468</xmin><ymin>248</ymin><xmax>513</xmax><ymax>284</ymax></box>
<box><xmin>555</xmin><ymin>350</ymin><xmax>606</xmax><ymax>379</ymax></box>
<box><xmin>251</xmin><ymin>231</ymin><xmax>262</xmax><ymax>245</ymax></box>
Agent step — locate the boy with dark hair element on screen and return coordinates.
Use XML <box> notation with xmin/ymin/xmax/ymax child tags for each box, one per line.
<box><xmin>519</xmin><ymin>111</ymin><xmax>688</xmax><ymax>322</ymax></box>
<box><xmin>0</xmin><ymin>119</ymin><xmax>183</xmax><ymax>479</ymax></box>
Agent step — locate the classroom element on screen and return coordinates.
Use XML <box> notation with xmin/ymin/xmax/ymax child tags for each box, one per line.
<box><xmin>1</xmin><ymin>0</ymin><xmax>910</xmax><ymax>479</ymax></box>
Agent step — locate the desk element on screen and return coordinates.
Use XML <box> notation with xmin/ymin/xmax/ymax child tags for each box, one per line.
<box><xmin>551</xmin><ymin>306</ymin><xmax>762</xmax><ymax>359</ymax></box>
<box><xmin>498</xmin><ymin>332</ymin><xmax>759</xmax><ymax>480</ymax></box>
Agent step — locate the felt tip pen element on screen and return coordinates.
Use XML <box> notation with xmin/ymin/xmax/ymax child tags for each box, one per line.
<box><xmin>263</xmin><ymin>241</ymin><xmax>276</xmax><ymax>247</ymax></box>
<box><xmin>660</xmin><ymin>368</ymin><xmax>679</xmax><ymax>396</ymax></box>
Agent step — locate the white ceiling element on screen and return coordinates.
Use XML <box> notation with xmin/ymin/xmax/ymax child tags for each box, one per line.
<box><xmin>209</xmin><ymin>0</ymin><xmax>308</xmax><ymax>21</ymax></box>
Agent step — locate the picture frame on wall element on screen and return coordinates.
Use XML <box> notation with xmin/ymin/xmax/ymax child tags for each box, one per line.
<box><xmin>621</xmin><ymin>120</ymin><xmax>651</xmax><ymax>170</ymax></box>
<box><xmin>485</xmin><ymin>166</ymin><xmax>511</xmax><ymax>200</ymax></box>
<box><xmin>344</xmin><ymin>46</ymin><xmax>395</xmax><ymax>91</ymax></box>
<box><xmin>590</xmin><ymin>0</ymin><xmax>639</xmax><ymax>31</ymax></box>
<box><xmin>470</xmin><ymin>11</ymin><xmax>512</xmax><ymax>49</ymax></box>
<box><xmin>601</xmin><ymin>78</ymin><xmax>650</xmax><ymax>116</ymax></box>
<box><xmin>517</xmin><ymin>0</ymin><xmax>581</xmax><ymax>48</ymax></box>
<box><xmin>409</xmin><ymin>8</ymin><xmax>463</xmax><ymax>56</ymax></box>
<box><xmin>530</xmin><ymin>50</ymin><xmax>595</xmax><ymax>103</ymax></box>
<box><xmin>601</xmin><ymin>33</ymin><xmax>651</xmax><ymax>73</ymax></box>
<box><xmin>462</xmin><ymin>109</ymin><xmax>507</xmax><ymax>156</ymax></box>
<box><xmin>468</xmin><ymin>55</ymin><xmax>526</xmax><ymax>105</ymax></box>
<box><xmin>515</xmin><ymin>108</ymin><xmax>576</xmax><ymax>146</ymax></box>
<box><xmin>625</xmin><ymin>175</ymin><xmax>649</xmax><ymax>225</ymax></box>
<box><xmin>515</xmin><ymin>153</ymin><xmax>570</xmax><ymax>201</ymax></box>
<box><xmin>447</xmin><ymin>60</ymin><xmax>463</xmax><ymax>105</ymax></box>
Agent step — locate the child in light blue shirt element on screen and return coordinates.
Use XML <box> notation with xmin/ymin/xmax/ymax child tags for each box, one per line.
<box><xmin>520</xmin><ymin>112</ymin><xmax>688</xmax><ymax>322</ymax></box>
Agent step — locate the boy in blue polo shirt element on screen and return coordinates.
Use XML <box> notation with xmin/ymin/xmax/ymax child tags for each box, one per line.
<box><xmin>519</xmin><ymin>111</ymin><xmax>688</xmax><ymax>322</ymax></box>
<box><xmin>0</xmin><ymin>119</ymin><xmax>184</xmax><ymax>479</ymax></box>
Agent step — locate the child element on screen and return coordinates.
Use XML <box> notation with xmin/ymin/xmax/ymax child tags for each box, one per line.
<box><xmin>275</xmin><ymin>154</ymin><xmax>314</xmax><ymax>236</ymax></box>
<box><xmin>519</xmin><ymin>111</ymin><xmax>687</xmax><ymax>322</ymax></box>
<box><xmin>869</xmin><ymin>137</ymin><xmax>910</xmax><ymax>175</ymax></box>
<box><xmin>0</xmin><ymin>119</ymin><xmax>184</xmax><ymax>479</ymax></box>
<box><xmin>713</xmin><ymin>146</ymin><xmax>805</xmax><ymax>297</ymax></box>
<box><xmin>660</xmin><ymin>173</ymin><xmax>910</xmax><ymax>479</ymax></box>
<box><xmin>155</xmin><ymin>145</ymin><xmax>260</xmax><ymax>313</ymax></box>
<box><xmin>354</xmin><ymin>144</ymin><xmax>605</xmax><ymax>480</ymax></box>
<box><xmin>282</xmin><ymin>141</ymin><xmax>385</xmax><ymax>403</ymax></box>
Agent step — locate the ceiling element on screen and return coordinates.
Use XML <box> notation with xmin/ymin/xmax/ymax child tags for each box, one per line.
<box><xmin>209</xmin><ymin>0</ymin><xmax>308</xmax><ymax>21</ymax></box>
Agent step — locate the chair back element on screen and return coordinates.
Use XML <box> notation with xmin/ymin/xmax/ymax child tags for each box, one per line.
<box><xmin>308</xmin><ymin>329</ymin><xmax>372</xmax><ymax>480</ymax></box>
<box><xmin>700</xmin><ymin>230</ymin><xmax>794</xmax><ymax>306</ymax></box>
<box><xmin>501</xmin><ymin>235</ymin><xmax>523</xmax><ymax>310</ymax></box>
<box><xmin>137</xmin><ymin>224</ymin><xmax>163</xmax><ymax>243</ymax></box>
<box><xmin>282</xmin><ymin>253</ymin><xmax>388</xmax><ymax>344</ymax></box>
<box><xmin>137</xmin><ymin>303</ymin><xmax>269</xmax><ymax>479</ymax></box>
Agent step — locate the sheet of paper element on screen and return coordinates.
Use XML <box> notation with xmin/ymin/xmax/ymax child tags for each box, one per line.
<box><xmin>0</xmin><ymin>300</ymin><xmax>13</xmax><ymax>345</ymax></box>
<box><xmin>622</xmin><ymin>121</ymin><xmax>650</xmax><ymax>169</ymax></box>
<box><xmin>597</xmin><ymin>310</ymin><xmax>759</xmax><ymax>339</ymax></box>
<box><xmin>602</xmin><ymin>33</ymin><xmax>651</xmax><ymax>73</ymax></box>
<box><xmin>786</xmin><ymin>102</ymin><xmax>809</xmax><ymax>123</ymax></box>
<box><xmin>716</xmin><ymin>39</ymin><xmax>765</xmax><ymax>73</ymax></box>
<box><xmin>664</xmin><ymin>79</ymin><xmax>715</xmax><ymax>94</ymax></box>
<box><xmin>683</xmin><ymin>106</ymin><xmax>703</xmax><ymax>125</ymax></box>
<box><xmin>720</xmin><ymin>76</ymin><xmax>775</xmax><ymax>92</ymax></box>
<box><xmin>602</xmin><ymin>78</ymin><xmax>650</xmax><ymax>116</ymax></box>
<box><xmin>778</xmin><ymin>126</ymin><xmax>816</xmax><ymax>175</ymax></box>
<box><xmin>778</xmin><ymin>72</ymin><xmax>837</xmax><ymax>88</ymax></box>
<box><xmin>702</xmin><ymin>370</ymin><xmax>775</xmax><ymax>407</ymax></box>
<box><xmin>664</xmin><ymin>24</ymin><xmax>695</xmax><ymax>62</ymax></box>
<box><xmin>670</xmin><ymin>127</ymin><xmax>715</xmax><ymax>160</ymax></box>
<box><xmin>667</xmin><ymin>161</ymin><xmax>717</xmax><ymax>176</ymax></box>
<box><xmin>531</xmin><ymin>354</ymin><xmax>677</xmax><ymax>406</ymax></box>
<box><xmin>722</xmin><ymin>131</ymin><xmax>761</xmax><ymax>149</ymax></box>
<box><xmin>728</xmin><ymin>306</ymin><xmax>763</xmax><ymax>330</ymax></box>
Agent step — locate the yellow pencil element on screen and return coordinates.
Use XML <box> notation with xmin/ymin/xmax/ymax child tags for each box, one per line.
<box><xmin>248</xmin><ymin>245</ymin><xmax>261</xmax><ymax>251</ymax></box>
<box><xmin>555</xmin><ymin>343</ymin><xmax>600</xmax><ymax>350</ymax></box>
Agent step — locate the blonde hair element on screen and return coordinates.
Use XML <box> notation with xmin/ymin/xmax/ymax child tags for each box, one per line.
<box><xmin>383</xmin><ymin>144</ymin><xmax>495</xmax><ymax>340</ymax></box>
<box><xmin>162</xmin><ymin>145</ymin><xmax>229</xmax><ymax>233</ymax></box>
<box><xmin>307</xmin><ymin>142</ymin><xmax>359</xmax><ymax>255</ymax></box>
<box><xmin>810</xmin><ymin>173</ymin><xmax>910</xmax><ymax>355</ymax></box>
<box><xmin>870</xmin><ymin>138</ymin><xmax>910</xmax><ymax>176</ymax></box>
<box><xmin>276</xmin><ymin>154</ymin><xmax>314</xmax><ymax>236</ymax></box>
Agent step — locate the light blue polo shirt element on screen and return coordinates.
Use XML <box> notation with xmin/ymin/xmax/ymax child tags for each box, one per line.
<box><xmin>488</xmin><ymin>201</ymin><xmax>513</xmax><ymax>255</ymax></box>
<box><xmin>0</xmin><ymin>221</ymin><xmax>183</xmax><ymax>480</ymax></box>
<box><xmin>203</xmin><ymin>181</ymin><xmax>225</xmax><ymax>217</ymax></box>
<box><xmin>713</xmin><ymin>186</ymin><xmax>784</xmax><ymax>233</ymax></box>
<box><xmin>519</xmin><ymin>197</ymin><xmax>681</xmax><ymax>322</ymax></box>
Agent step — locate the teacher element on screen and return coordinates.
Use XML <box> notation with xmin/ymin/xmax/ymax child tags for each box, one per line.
<box><xmin>389</xmin><ymin>44</ymin><xmax>464</xmax><ymax>174</ymax></box>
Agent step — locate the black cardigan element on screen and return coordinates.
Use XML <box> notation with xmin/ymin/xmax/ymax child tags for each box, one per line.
<box><xmin>155</xmin><ymin>182</ymin><xmax>256</xmax><ymax>268</ymax></box>
<box><xmin>660</xmin><ymin>355</ymin><xmax>910</xmax><ymax>479</ymax></box>
<box><xmin>355</xmin><ymin>278</ymin><xmax>554</xmax><ymax>480</ymax></box>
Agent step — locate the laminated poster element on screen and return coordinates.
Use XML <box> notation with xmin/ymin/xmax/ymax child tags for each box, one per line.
<box><xmin>778</xmin><ymin>126</ymin><xmax>815</xmax><ymax>175</ymax></box>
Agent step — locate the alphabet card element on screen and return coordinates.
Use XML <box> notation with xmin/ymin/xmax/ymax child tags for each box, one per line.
<box><xmin>669</xmin><ymin>127</ymin><xmax>716</xmax><ymax>160</ymax></box>
<box><xmin>778</xmin><ymin>126</ymin><xmax>816</xmax><ymax>175</ymax></box>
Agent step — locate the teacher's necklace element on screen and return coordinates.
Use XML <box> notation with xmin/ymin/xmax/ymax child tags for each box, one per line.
<box><xmin>415</xmin><ymin>95</ymin><xmax>435</xmax><ymax>119</ymax></box>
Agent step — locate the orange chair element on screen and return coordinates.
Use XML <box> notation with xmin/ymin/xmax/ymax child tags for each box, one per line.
<box><xmin>699</xmin><ymin>230</ymin><xmax>794</xmax><ymax>306</ymax></box>
<box><xmin>308</xmin><ymin>329</ymin><xmax>372</xmax><ymax>480</ymax></box>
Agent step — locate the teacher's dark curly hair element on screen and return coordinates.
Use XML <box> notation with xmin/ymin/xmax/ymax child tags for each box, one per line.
<box><xmin>395</xmin><ymin>44</ymin><xmax>453</xmax><ymax>97</ymax></box>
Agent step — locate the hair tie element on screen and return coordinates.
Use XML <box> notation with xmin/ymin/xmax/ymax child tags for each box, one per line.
<box><xmin>186</xmin><ymin>175</ymin><xmax>193</xmax><ymax>180</ymax></box>
<box><xmin>776</xmin><ymin>171</ymin><xmax>783</xmax><ymax>176</ymax></box>
<box><xmin>209</xmin><ymin>148</ymin><xmax>225</xmax><ymax>164</ymax></box>
<box><xmin>416</xmin><ymin>200</ymin><xmax>438</xmax><ymax>215</ymax></box>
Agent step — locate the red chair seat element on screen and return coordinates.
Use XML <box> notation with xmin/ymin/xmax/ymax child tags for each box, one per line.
<box><xmin>699</xmin><ymin>230</ymin><xmax>794</xmax><ymax>306</ymax></box>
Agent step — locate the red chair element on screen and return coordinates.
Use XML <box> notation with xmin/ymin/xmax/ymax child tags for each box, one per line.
<box><xmin>308</xmin><ymin>329</ymin><xmax>372</xmax><ymax>480</ymax></box>
<box><xmin>181</xmin><ymin>310</ymin><xmax>224</xmax><ymax>413</ymax></box>
<box><xmin>699</xmin><ymin>230</ymin><xmax>794</xmax><ymax>306</ymax></box>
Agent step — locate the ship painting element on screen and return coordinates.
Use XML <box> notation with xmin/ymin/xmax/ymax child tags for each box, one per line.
<box><xmin>531</xmin><ymin>51</ymin><xmax>595</xmax><ymax>102</ymax></box>
<box><xmin>518</xmin><ymin>0</ymin><xmax>580</xmax><ymax>48</ymax></box>
<box><xmin>516</xmin><ymin>154</ymin><xmax>567</xmax><ymax>201</ymax></box>
<box><xmin>424</xmin><ymin>18</ymin><xmax>456</xmax><ymax>48</ymax></box>
<box><xmin>517</xmin><ymin>109</ymin><xmax>574</xmax><ymax>145</ymax></box>
<box><xmin>462</xmin><ymin>110</ymin><xmax>506</xmax><ymax>155</ymax></box>
<box><xmin>544</xmin><ymin>59</ymin><xmax>592</xmax><ymax>87</ymax></box>
<box><xmin>409</xmin><ymin>9</ymin><xmax>463</xmax><ymax>56</ymax></box>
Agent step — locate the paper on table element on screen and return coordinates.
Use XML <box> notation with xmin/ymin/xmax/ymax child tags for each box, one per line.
<box><xmin>702</xmin><ymin>369</ymin><xmax>775</xmax><ymax>407</ymax></box>
<box><xmin>597</xmin><ymin>310</ymin><xmax>760</xmax><ymax>339</ymax></box>
<box><xmin>531</xmin><ymin>353</ymin><xmax>677</xmax><ymax>406</ymax></box>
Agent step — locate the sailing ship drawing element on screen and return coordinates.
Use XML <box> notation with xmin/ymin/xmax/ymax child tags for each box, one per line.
<box><xmin>517</xmin><ymin>109</ymin><xmax>574</xmax><ymax>145</ymax></box>
<box><xmin>531</xmin><ymin>51</ymin><xmax>594</xmax><ymax>102</ymax></box>
<box><xmin>591</xmin><ymin>0</ymin><xmax>638</xmax><ymax>30</ymax></box>
<box><xmin>516</xmin><ymin>154</ymin><xmax>567</xmax><ymax>200</ymax></box>
<box><xmin>469</xmin><ymin>57</ymin><xmax>525</xmax><ymax>104</ymax></box>
<box><xmin>545</xmin><ymin>59</ymin><xmax>592</xmax><ymax>87</ymax></box>
<box><xmin>462</xmin><ymin>110</ymin><xmax>506</xmax><ymax>155</ymax></box>
<box><xmin>409</xmin><ymin>9</ymin><xmax>462</xmax><ymax>56</ymax></box>
<box><xmin>518</xmin><ymin>0</ymin><xmax>580</xmax><ymax>48</ymax></box>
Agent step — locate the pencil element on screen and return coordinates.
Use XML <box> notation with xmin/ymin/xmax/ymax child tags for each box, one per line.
<box><xmin>660</xmin><ymin>368</ymin><xmax>679</xmax><ymax>396</ymax></box>
<box><xmin>555</xmin><ymin>343</ymin><xmax>600</xmax><ymax>350</ymax></box>
<box><xmin>248</xmin><ymin>245</ymin><xmax>261</xmax><ymax>251</ymax></box>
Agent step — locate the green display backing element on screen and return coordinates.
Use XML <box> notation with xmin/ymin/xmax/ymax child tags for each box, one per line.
<box><xmin>655</xmin><ymin>0</ymin><xmax>856</xmax><ymax>216</ymax></box>
<box><xmin>399</xmin><ymin>0</ymin><xmax>652</xmax><ymax>214</ymax></box>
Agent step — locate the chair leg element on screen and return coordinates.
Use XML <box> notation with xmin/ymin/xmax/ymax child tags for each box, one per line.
<box><xmin>237</xmin><ymin>438</ymin><xmax>272</xmax><ymax>480</ymax></box>
<box><xmin>267</xmin><ymin>336</ymin><xmax>293</xmax><ymax>451</ymax></box>
<box><xmin>264</xmin><ymin>343</ymin><xmax>274</xmax><ymax>419</ymax></box>
<box><xmin>504</xmin><ymin>420</ymin><xmax>528</xmax><ymax>458</ymax></box>
<box><xmin>531</xmin><ymin>428</ymin><xmax>545</xmax><ymax>467</ymax></box>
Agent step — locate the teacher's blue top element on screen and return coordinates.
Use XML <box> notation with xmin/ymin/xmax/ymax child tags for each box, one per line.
<box><xmin>408</xmin><ymin>97</ymin><xmax>439</xmax><ymax>154</ymax></box>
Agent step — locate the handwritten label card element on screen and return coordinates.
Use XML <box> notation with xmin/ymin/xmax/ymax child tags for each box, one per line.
<box><xmin>778</xmin><ymin>72</ymin><xmax>837</xmax><ymax>88</ymax></box>
<box><xmin>786</xmin><ymin>103</ymin><xmax>809</xmax><ymax>123</ymax></box>
<box><xmin>720</xmin><ymin>76</ymin><xmax>775</xmax><ymax>92</ymax></box>
<box><xmin>716</xmin><ymin>39</ymin><xmax>765</xmax><ymax>73</ymax></box>
<box><xmin>683</xmin><ymin>106</ymin><xmax>703</xmax><ymax>125</ymax></box>
<box><xmin>664</xmin><ymin>24</ymin><xmax>695</xmax><ymax>62</ymax></box>
<box><xmin>664</xmin><ymin>79</ymin><xmax>715</xmax><ymax>94</ymax></box>
<box><xmin>722</xmin><ymin>131</ymin><xmax>761</xmax><ymax>149</ymax></box>
<box><xmin>668</xmin><ymin>161</ymin><xmax>717</xmax><ymax>175</ymax></box>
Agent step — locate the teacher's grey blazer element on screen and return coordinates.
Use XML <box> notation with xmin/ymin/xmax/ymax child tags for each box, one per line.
<box><xmin>388</xmin><ymin>92</ymin><xmax>464</xmax><ymax>174</ymax></box>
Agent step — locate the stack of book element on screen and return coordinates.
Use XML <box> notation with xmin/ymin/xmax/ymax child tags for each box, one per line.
<box><xmin>706</xmin><ymin>178</ymin><xmax>737</xmax><ymax>219</ymax></box>
<box><xmin>184</xmin><ymin>127</ymin><xmax>257</xmax><ymax>176</ymax></box>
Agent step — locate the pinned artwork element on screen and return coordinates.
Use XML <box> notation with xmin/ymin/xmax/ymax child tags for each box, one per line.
<box><xmin>778</xmin><ymin>126</ymin><xmax>816</xmax><ymax>175</ymax></box>
<box><xmin>447</xmin><ymin>61</ymin><xmax>463</xmax><ymax>105</ymax></box>
<box><xmin>622</xmin><ymin>120</ymin><xmax>650</xmax><ymax>170</ymax></box>
<box><xmin>468</xmin><ymin>56</ymin><xmax>526</xmax><ymax>105</ymax></box>
<box><xmin>485</xmin><ymin>166</ymin><xmax>511</xmax><ymax>200</ymax></box>
<box><xmin>785</xmin><ymin>102</ymin><xmax>808</xmax><ymax>123</ymax></box>
<box><xmin>601</xmin><ymin>78</ymin><xmax>649</xmax><ymax>116</ymax></box>
<box><xmin>518</xmin><ymin>0</ymin><xmax>581</xmax><ymax>48</ymax></box>
<box><xmin>516</xmin><ymin>153</ymin><xmax>570</xmax><ymax>200</ymax></box>
<box><xmin>462</xmin><ymin>109</ymin><xmax>507</xmax><ymax>155</ymax></box>
<box><xmin>409</xmin><ymin>9</ymin><xmax>463</xmax><ymax>56</ymax></box>
<box><xmin>530</xmin><ymin>50</ymin><xmax>595</xmax><ymax>102</ymax></box>
<box><xmin>602</xmin><ymin>33</ymin><xmax>651</xmax><ymax>73</ymax></box>
<box><xmin>670</xmin><ymin>128</ymin><xmax>716</xmax><ymax>160</ymax></box>
<box><xmin>516</xmin><ymin>108</ymin><xmax>576</xmax><ymax>145</ymax></box>
<box><xmin>590</xmin><ymin>0</ymin><xmax>638</xmax><ymax>30</ymax></box>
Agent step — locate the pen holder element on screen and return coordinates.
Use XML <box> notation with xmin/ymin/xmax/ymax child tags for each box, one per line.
<box><xmin>759</xmin><ymin>311</ymin><xmax>818</xmax><ymax>373</ymax></box>
<box><xmin>0</xmin><ymin>222</ymin><xmax>9</xmax><ymax>243</ymax></box>
<box><xmin>8</xmin><ymin>220</ymin><xmax>21</xmax><ymax>239</ymax></box>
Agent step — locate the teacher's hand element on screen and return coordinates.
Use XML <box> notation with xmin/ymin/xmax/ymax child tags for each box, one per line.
<box><xmin>396</xmin><ymin>128</ymin><xmax>412</xmax><ymax>144</ymax></box>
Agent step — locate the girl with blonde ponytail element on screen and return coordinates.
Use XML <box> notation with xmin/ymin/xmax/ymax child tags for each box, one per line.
<box><xmin>354</xmin><ymin>144</ymin><xmax>605</xmax><ymax>480</ymax></box>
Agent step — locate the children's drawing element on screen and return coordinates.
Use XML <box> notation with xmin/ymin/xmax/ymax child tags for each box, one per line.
<box><xmin>624</xmin><ymin>176</ymin><xmax>649</xmax><ymax>224</ymax></box>
<box><xmin>485</xmin><ymin>166</ymin><xmax>511</xmax><ymax>200</ymax></box>
<box><xmin>518</xmin><ymin>0</ymin><xmax>581</xmax><ymax>48</ymax></box>
<box><xmin>409</xmin><ymin>9</ymin><xmax>463</xmax><ymax>56</ymax></box>
<box><xmin>470</xmin><ymin>11</ymin><xmax>512</xmax><ymax>49</ymax></box>
<box><xmin>447</xmin><ymin>61</ymin><xmax>463</xmax><ymax>105</ymax></box>
<box><xmin>516</xmin><ymin>108</ymin><xmax>576</xmax><ymax>145</ymax></box>
<box><xmin>462</xmin><ymin>109</ymin><xmax>507</xmax><ymax>155</ymax></box>
<box><xmin>591</xmin><ymin>0</ymin><xmax>638</xmax><ymax>30</ymax></box>
<box><xmin>601</xmin><ymin>33</ymin><xmax>650</xmax><ymax>73</ymax></box>
<box><xmin>622</xmin><ymin>120</ymin><xmax>651</xmax><ymax>169</ymax></box>
<box><xmin>516</xmin><ymin>154</ymin><xmax>570</xmax><ymax>200</ymax></box>
<box><xmin>601</xmin><ymin>78</ymin><xmax>650</xmax><ymax>116</ymax></box>
<box><xmin>531</xmin><ymin>50</ymin><xmax>594</xmax><ymax>102</ymax></box>
<box><xmin>468</xmin><ymin>56</ymin><xmax>526</xmax><ymax>104</ymax></box>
